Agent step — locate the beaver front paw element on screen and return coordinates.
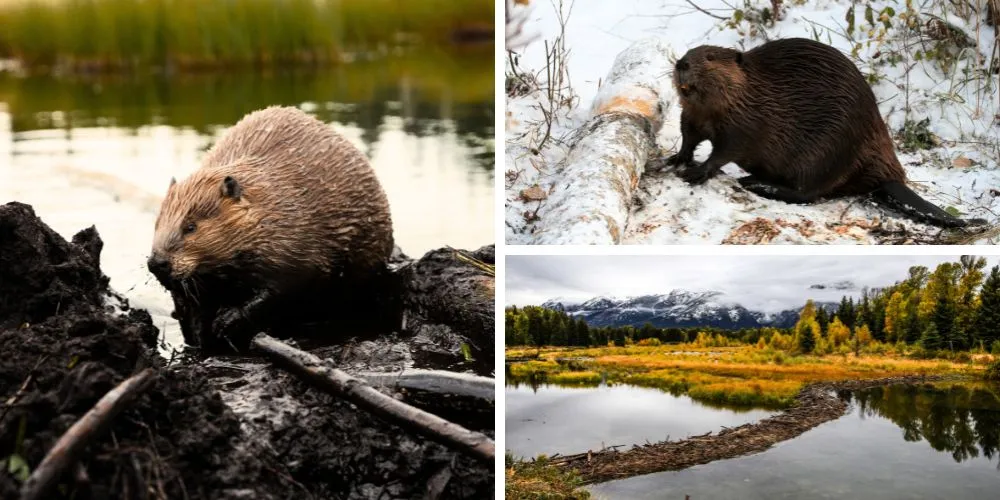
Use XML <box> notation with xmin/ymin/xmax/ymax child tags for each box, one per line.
<box><xmin>678</xmin><ymin>164</ymin><xmax>715</xmax><ymax>185</ymax></box>
<box><xmin>211</xmin><ymin>307</ymin><xmax>248</xmax><ymax>348</ymax></box>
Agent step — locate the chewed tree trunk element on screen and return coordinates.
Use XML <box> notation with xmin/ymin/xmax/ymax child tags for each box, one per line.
<box><xmin>531</xmin><ymin>37</ymin><xmax>675</xmax><ymax>245</ymax></box>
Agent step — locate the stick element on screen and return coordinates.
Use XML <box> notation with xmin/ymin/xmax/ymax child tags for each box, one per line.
<box><xmin>356</xmin><ymin>369</ymin><xmax>495</xmax><ymax>401</ymax></box>
<box><xmin>20</xmin><ymin>368</ymin><xmax>156</xmax><ymax>500</ymax></box>
<box><xmin>251</xmin><ymin>334</ymin><xmax>495</xmax><ymax>464</ymax></box>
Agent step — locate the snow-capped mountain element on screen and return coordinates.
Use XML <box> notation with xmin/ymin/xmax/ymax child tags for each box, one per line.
<box><xmin>542</xmin><ymin>291</ymin><xmax>836</xmax><ymax>329</ymax></box>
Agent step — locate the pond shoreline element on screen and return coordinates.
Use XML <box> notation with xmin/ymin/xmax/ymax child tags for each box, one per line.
<box><xmin>548</xmin><ymin>375</ymin><xmax>951</xmax><ymax>484</ymax></box>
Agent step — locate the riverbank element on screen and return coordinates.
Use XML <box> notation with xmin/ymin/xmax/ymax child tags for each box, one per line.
<box><xmin>0</xmin><ymin>202</ymin><xmax>495</xmax><ymax>498</ymax></box>
<box><xmin>0</xmin><ymin>0</ymin><xmax>493</xmax><ymax>73</ymax></box>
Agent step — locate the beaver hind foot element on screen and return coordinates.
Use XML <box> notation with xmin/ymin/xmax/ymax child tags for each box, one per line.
<box><xmin>737</xmin><ymin>175</ymin><xmax>819</xmax><ymax>205</ymax></box>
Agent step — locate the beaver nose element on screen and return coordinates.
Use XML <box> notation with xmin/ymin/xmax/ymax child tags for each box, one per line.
<box><xmin>147</xmin><ymin>255</ymin><xmax>172</xmax><ymax>283</ymax></box>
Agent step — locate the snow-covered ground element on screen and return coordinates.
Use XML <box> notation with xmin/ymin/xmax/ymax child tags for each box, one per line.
<box><xmin>505</xmin><ymin>0</ymin><xmax>1000</xmax><ymax>244</ymax></box>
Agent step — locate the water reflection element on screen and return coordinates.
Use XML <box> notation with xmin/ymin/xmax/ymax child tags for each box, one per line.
<box><xmin>506</xmin><ymin>382</ymin><xmax>775</xmax><ymax>459</ymax></box>
<box><xmin>848</xmin><ymin>383</ymin><xmax>1000</xmax><ymax>465</ymax></box>
<box><xmin>591</xmin><ymin>382</ymin><xmax>1000</xmax><ymax>500</ymax></box>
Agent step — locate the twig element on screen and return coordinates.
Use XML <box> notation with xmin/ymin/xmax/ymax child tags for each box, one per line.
<box><xmin>450</xmin><ymin>249</ymin><xmax>495</xmax><ymax>277</ymax></box>
<box><xmin>684</xmin><ymin>0</ymin><xmax>729</xmax><ymax>20</ymax></box>
<box><xmin>20</xmin><ymin>368</ymin><xmax>156</xmax><ymax>500</ymax></box>
<box><xmin>251</xmin><ymin>334</ymin><xmax>495</xmax><ymax>464</ymax></box>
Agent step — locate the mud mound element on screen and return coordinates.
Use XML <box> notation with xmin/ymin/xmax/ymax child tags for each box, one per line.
<box><xmin>0</xmin><ymin>202</ymin><xmax>494</xmax><ymax>499</ymax></box>
<box><xmin>0</xmin><ymin>202</ymin><xmax>292</xmax><ymax>499</ymax></box>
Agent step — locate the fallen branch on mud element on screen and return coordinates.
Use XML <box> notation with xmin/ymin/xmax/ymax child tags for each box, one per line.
<box><xmin>549</xmin><ymin>375</ymin><xmax>939</xmax><ymax>484</ymax></box>
<box><xmin>357</xmin><ymin>369</ymin><xmax>496</xmax><ymax>401</ymax></box>
<box><xmin>252</xmin><ymin>333</ymin><xmax>495</xmax><ymax>464</ymax></box>
<box><xmin>20</xmin><ymin>368</ymin><xmax>157</xmax><ymax>500</ymax></box>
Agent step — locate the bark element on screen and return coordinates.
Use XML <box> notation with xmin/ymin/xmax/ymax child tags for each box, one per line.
<box><xmin>530</xmin><ymin>37</ymin><xmax>675</xmax><ymax>245</ymax></box>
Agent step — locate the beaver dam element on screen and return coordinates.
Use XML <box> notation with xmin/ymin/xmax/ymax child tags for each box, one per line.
<box><xmin>0</xmin><ymin>202</ymin><xmax>495</xmax><ymax>499</ymax></box>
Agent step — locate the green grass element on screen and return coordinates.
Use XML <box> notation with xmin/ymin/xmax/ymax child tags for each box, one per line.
<box><xmin>0</xmin><ymin>0</ymin><xmax>493</xmax><ymax>71</ymax></box>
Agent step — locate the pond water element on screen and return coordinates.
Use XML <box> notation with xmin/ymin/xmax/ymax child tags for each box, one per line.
<box><xmin>590</xmin><ymin>382</ymin><xmax>1000</xmax><ymax>500</ymax></box>
<box><xmin>505</xmin><ymin>381</ymin><xmax>776</xmax><ymax>459</ymax></box>
<box><xmin>0</xmin><ymin>49</ymin><xmax>494</xmax><ymax>348</ymax></box>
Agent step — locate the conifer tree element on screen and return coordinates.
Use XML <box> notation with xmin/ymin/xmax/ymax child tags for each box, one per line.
<box><xmin>976</xmin><ymin>266</ymin><xmax>1000</xmax><ymax>347</ymax></box>
<box><xmin>796</xmin><ymin>300</ymin><xmax>820</xmax><ymax>353</ymax></box>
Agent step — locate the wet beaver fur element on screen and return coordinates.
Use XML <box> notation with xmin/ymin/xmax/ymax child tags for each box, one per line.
<box><xmin>656</xmin><ymin>37</ymin><xmax>982</xmax><ymax>229</ymax></box>
<box><xmin>148</xmin><ymin>106</ymin><xmax>396</xmax><ymax>351</ymax></box>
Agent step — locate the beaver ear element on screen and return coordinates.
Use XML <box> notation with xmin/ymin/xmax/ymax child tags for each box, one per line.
<box><xmin>169</xmin><ymin>177</ymin><xmax>176</xmax><ymax>187</ymax></box>
<box><xmin>222</xmin><ymin>176</ymin><xmax>242</xmax><ymax>200</ymax></box>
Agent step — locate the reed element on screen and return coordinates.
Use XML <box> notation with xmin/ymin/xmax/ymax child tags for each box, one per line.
<box><xmin>0</xmin><ymin>0</ymin><xmax>493</xmax><ymax>71</ymax></box>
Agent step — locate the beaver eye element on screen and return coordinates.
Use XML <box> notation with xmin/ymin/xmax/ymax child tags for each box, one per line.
<box><xmin>676</xmin><ymin>59</ymin><xmax>689</xmax><ymax>71</ymax></box>
<box><xmin>706</xmin><ymin>53</ymin><xmax>716</xmax><ymax>62</ymax></box>
<box><xmin>182</xmin><ymin>222</ymin><xmax>197</xmax><ymax>235</ymax></box>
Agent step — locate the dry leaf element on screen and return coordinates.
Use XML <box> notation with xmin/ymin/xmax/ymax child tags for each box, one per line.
<box><xmin>952</xmin><ymin>155</ymin><xmax>973</xmax><ymax>169</ymax></box>
<box><xmin>519</xmin><ymin>185</ymin><xmax>547</xmax><ymax>202</ymax></box>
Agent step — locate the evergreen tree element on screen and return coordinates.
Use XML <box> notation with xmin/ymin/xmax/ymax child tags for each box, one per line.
<box><xmin>931</xmin><ymin>294</ymin><xmax>958</xmax><ymax>351</ymax></box>
<box><xmin>796</xmin><ymin>300</ymin><xmax>820</xmax><ymax>354</ymax></box>
<box><xmin>816</xmin><ymin>307</ymin><xmax>830</xmax><ymax>336</ymax></box>
<box><xmin>976</xmin><ymin>266</ymin><xmax>1000</xmax><ymax>347</ymax></box>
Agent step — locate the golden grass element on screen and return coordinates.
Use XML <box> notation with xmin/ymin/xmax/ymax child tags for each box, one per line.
<box><xmin>506</xmin><ymin>344</ymin><xmax>981</xmax><ymax>408</ymax></box>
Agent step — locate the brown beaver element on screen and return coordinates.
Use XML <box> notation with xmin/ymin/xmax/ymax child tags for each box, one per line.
<box><xmin>655</xmin><ymin>37</ymin><xmax>981</xmax><ymax>228</ymax></box>
<box><xmin>147</xmin><ymin>106</ymin><xmax>395</xmax><ymax>349</ymax></box>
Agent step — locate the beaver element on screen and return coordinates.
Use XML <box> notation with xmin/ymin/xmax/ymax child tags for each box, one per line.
<box><xmin>654</xmin><ymin>37</ymin><xmax>982</xmax><ymax>228</ymax></box>
<box><xmin>147</xmin><ymin>106</ymin><xmax>395</xmax><ymax>349</ymax></box>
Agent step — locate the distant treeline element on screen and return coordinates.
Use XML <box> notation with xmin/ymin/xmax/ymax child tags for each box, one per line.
<box><xmin>0</xmin><ymin>0</ymin><xmax>492</xmax><ymax>71</ymax></box>
<box><xmin>507</xmin><ymin>256</ymin><xmax>1000</xmax><ymax>354</ymax></box>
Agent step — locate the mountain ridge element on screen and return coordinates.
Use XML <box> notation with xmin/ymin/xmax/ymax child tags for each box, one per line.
<box><xmin>541</xmin><ymin>291</ymin><xmax>838</xmax><ymax>329</ymax></box>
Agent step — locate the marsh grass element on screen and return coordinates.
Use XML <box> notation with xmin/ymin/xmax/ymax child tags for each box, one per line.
<box><xmin>506</xmin><ymin>453</ymin><xmax>590</xmax><ymax>500</ymax></box>
<box><xmin>0</xmin><ymin>0</ymin><xmax>492</xmax><ymax>71</ymax></box>
<box><xmin>506</xmin><ymin>344</ymin><xmax>980</xmax><ymax>408</ymax></box>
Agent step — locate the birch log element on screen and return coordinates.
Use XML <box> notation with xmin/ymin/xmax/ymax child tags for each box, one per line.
<box><xmin>531</xmin><ymin>37</ymin><xmax>675</xmax><ymax>245</ymax></box>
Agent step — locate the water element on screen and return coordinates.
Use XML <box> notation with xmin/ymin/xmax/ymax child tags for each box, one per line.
<box><xmin>505</xmin><ymin>381</ymin><xmax>776</xmax><ymax>459</ymax></box>
<box><xmin>0</xmin><ymin>50</ymin><xmax>494</xmax><ymax>348</ymax></box>
<box><xmin>590</xmin><ymin>382</ymin><xmax>1000</xmax><ymax>500</ymax></box>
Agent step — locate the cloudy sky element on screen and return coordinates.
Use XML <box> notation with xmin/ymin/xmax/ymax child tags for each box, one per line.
<box><xmin>506</xmin><ymin>255</ymin><xmax>1000</xmax><ymax>312</ymax></box>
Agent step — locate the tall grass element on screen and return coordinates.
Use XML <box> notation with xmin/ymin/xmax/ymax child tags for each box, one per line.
<box><xmin>506</xmin><ymin>345</ymin><xmax>981</xmax><ymax>409</ymax></box>
<box><xmin>0</xmin><ymin>0</ymin><xmax>493</xmax><ymax>71</ymax></box>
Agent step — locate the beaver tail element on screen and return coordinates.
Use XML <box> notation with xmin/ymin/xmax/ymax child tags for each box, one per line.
<box><xmin>875</xmin><ymin>181</ymin><xmax>973</xmax><ymax>228</ymax></box>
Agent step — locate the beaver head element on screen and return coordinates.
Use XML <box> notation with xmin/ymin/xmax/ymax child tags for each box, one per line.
<box><xmin>673</xmin><ymin>45</ymin><xmax>746</xmax><ymax>114</ymax></box>
<box><xmin>148</xmin><ymin>166</ymin><xmax>261</xmax><ymax>288</ymax></box>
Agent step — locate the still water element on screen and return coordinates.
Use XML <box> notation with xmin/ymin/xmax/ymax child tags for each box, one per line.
<box><xmin>506</xmin><ymin>381</ymin><xmax>776</xmax><ymax>459</ymax></box>
<box><xmin>0</xmin><ymin>50</ymin><xmax>494</xmax><ymax>347</ymax></box>
<box><xmin>590</xmin><ymin>382</ymin><xmax>1000</xmax><ymax>500</ymax></box>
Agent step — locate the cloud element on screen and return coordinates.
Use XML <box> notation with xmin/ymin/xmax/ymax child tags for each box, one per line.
<box><xmin>505</xmin><ymin>255</ymin><xmax>1000</xmax><ymax>312</ymax></box>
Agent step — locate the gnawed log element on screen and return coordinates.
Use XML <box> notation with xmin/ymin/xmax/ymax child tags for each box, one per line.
<box><xmin>251</xmin><ymin>333</ymin><xmax>495</xmax><ymax>464</ymax></box>
<box><xmin>531</xmin><ymin>37</ymin><xmax>675</xmax><ymax>245</ymax></box>
<box><xmin>20</xmin><ymin>368</ymin><xmax>156</xmax><ymax>500</ymax></box>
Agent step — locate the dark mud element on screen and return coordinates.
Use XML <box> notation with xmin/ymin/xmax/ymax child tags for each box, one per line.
<box><xmin>0</xmin><ymin>202</ymin><xmax>494</xmax><ymax>499</ymax></box>
<box><xmin>549</xmin><ymin>375</ymin><xmax>941</xmax><ymax>484</ymax></box>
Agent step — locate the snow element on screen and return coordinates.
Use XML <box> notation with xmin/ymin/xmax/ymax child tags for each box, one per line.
<box><xmin>505</xmin><ymin>0</ymin><xmax>1000</xmax><ymax>244</ymax></box>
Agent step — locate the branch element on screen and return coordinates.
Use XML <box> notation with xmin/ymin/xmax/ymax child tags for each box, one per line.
<box><xmin>357</xmin><ymin>369</ymin><xmax>496</xmax><ymax>401</ymax></box>
<box><xmin>20</xmin><ymin>368</ymin><xmax>156</xmax><ymax>500</ymax></box>
<box><xmin>251</xmin><ymin>334</ymin><xmax>495</xmax><ymax>464</ymax></box>
<box><xmin>684</xmin><ymin>0</ymin><xmax>729</xmax><ymax>20</ymax></box>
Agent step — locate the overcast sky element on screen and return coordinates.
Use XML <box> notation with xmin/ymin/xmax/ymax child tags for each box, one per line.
<box><xmin>506</xmin><ymin>255</ymin><xmax>1000</xmax><ymax>312</ymax></box>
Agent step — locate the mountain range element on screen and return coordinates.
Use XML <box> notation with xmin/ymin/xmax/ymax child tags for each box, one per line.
<box><xmin>541</xmin><ymin>290</ymin><xmax>838</xmax><ymax>329</ymax></box>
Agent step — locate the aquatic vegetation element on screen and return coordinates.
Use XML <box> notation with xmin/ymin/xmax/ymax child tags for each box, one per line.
<box><xmin>548</xmin><ymin>371</ymin><xmax>602</xmax><ymax>386</ymax></box>
<box><xmin>0</xmin><ymin>0</ymin><xmax>493</xmax><ymax>71</ymax></box>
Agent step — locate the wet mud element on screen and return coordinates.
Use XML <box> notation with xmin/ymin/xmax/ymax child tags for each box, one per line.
<box><xmin>0</xmin><ymin>201</ymin><xmax>494</xmax><ymax>499</ymax></box>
